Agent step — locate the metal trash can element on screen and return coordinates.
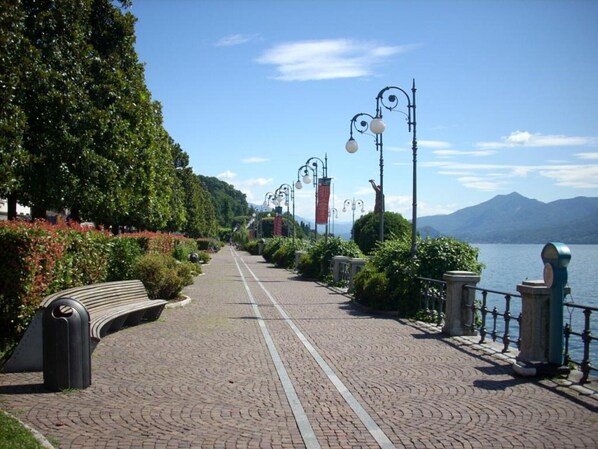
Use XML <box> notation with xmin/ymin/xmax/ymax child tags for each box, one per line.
<box><xmin>43</xmin><ymin>297</ymin><xmax>91</xmax><ymax>391</ymax></box>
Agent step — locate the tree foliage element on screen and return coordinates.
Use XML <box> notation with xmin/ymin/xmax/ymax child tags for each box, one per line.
<box><xmin>0</xmin><ymin>0</ymin><xmax>219</xmax><ymax>235</ymax></box>
<box><xmin>353</xmin><ymin>211</ymin><xmax>411</xmax><ymax>254</ymax></box>
<box><xmin>198</xmin><ymin>175</ymin><xmax>250</xmax><ymax>227</ymax></box>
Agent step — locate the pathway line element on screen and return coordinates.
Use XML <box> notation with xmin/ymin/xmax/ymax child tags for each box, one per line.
<box><xmin>238</xmin><ymin>253</ymin><xmax>396</xmax><ymax>449</ymax></box>
<box><xmin>231</xmin><ymin>250</ymin><xmax>321</xmax><ymax>449</ymax></box>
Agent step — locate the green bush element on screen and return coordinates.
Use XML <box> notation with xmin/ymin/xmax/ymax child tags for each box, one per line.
<box><xmin>353</xmin><ymin>235</ymin><xmax>483</xmax><ymax>315</ymax></box>
<box><xmin>271</xmin><ymin>239</ymin><xmax>308</xmax><ymax>269</ymax></box>
<box><xmin>106</xmin><ymin>237</ymin><xmax>145</xmax><ymax>281</ymax></box>
<box><xmin>244</xmin><ymin>239</ymin><xmax>261</xmax><ymax>255</ymax></box>
<box><xmin>353</xmin><ymin>211</ymin><xmax>411</xmax><ymax>254</ymax></box>
<box><xmin>353</xmin><ymin>265</ymin><xmax>393</xmax><ymax>310</ymax></box>
<box><xmin>133</xmin><ymin>254</ymin><xmax>195</xmax><ymax>300</ymax></box>
<box><xmin>262</xmin><ymin>237</ymin><xmax>286</xmax><ymax>263</ymax></box>
<box><xmin>297</xmin><ymin>237</ymin><xmax>362</xmax><ymax>280</ymax></box>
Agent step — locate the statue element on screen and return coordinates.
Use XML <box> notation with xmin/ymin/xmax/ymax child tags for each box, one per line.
<box><xmin>369</xmin><ymin>179</ymin><xmax>384</xmax><ymax>214</ymax></box>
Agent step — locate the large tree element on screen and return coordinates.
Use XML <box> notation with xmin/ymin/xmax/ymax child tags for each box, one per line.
<box><xmin>0</xmin><ymin>0</ymin><xmax>217</xmax><ymax>234</ymax></box>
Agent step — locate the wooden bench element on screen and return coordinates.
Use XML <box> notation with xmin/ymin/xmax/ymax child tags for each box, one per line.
<box><xmin>41</xmin><ymin>280</ymin><xmax>167</xmax><ymax>342</ymax></box>
<box><xmin>2</xmin><ymin>280</ymin><xmax>168</xmax><ymax>372</ymax></box>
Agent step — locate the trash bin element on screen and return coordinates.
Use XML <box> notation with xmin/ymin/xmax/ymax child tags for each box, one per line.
<box><xmin>43</xmin><ymin>297</ymin><xmax>91</xmax><ymax>391</ymax></box>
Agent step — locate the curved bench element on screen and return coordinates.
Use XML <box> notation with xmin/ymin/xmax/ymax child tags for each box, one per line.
<box><xmin>41</xmin><ymin>280</ymin><xmax>167</xmax><ymax>341</ymax></box>
<box><xmin>2</xmin><ymin>280</ymin><xmax>167</xmax><ymax>372</ymax></box>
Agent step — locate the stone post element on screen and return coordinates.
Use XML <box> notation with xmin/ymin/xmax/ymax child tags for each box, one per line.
<box><xmin>332</xmin><ymin>256</ymin><xmax>350</xmax><ymax>283</ymax></box>
<box><xmin>348</xmin><ymin>258</ymin><xmax>366</xmax><ymax>292</ymax></box>
<box><xmin>294</xmin><ymin>250</ymin><xmax>306</xmax><ymax>270</ymax></box>
<box><xmin>442</xmin><ymin>271</ymin><xmax>480</xmax><ymax>336</ymax></box>
<box><xmin>512</xmin><ymin>280</ymin><xmax>551</xmax><ymax>376</ymax></box>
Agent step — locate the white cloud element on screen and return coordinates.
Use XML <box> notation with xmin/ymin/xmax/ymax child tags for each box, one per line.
<box><xmin>575</xmin><ymin>152</ymin><xmax>598</xmax><ymax>160</ymax></box>
<box><xmin>216</xmin><ymin>170</ymin><xmax>236</xmax><ymax>180</ymax></box>
<box><xmin>419</xmin><ymin>140</ymin><xmax>452</xmax><ymax>149</ymax></box>
<box><xmin>433</xmin><ymin>149</ymin><xmax>496</xmax><ymax>157</ymax></box>
<box><xmin>215</xmin><ymin>34</ymin><xmax>259</xmax><ymax>47</ymax></box>
<box><xmin>424</xmin><ymin>160</ymin><xmax>598</xmax><ymax>191</ymax></box>
<box><xmin>477</xmin><ymin>130</ymin><xmax>596</xmax><ymax>149</ymax></box>
<box><xmin>242</xmin><ymin>157</ymin><xmax>269</xmax><ymax>164</ymax></box>
<box><xmin>256</xmin><ymin>39</ymin><xmax>416</xmax><ymax>81</ymax></box>
<box><xmin>539</xmin><ymin>165</ymin><xmax>598</xmax><ymax>188</ymax></box>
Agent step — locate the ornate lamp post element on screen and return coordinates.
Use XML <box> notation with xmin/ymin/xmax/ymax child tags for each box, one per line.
<box><xmin>372</xmin><ymin>80</ymin><xmax>417</xmax><ymax>257</ymax></box>
<box><xmin>329</xmin><ymin>207</ymin><xmax>339</xmax><ymax>236</ymax></box>
<box><xmin>296</xmin><ymin>154</ymin><xmax>329</xmax><ymax>241</ymax></box>
<box><xmin>345</xmin><ymin>112</ymin><xmax>384</xmax><ymax>242</ymax></box>
<box><xmin>346</xmin><ymin>80</ymin><xmax>417</xmax><ymax>257</ymax></box>
<box><xmin>275</xmin><ymin>183</ymin><xmax>295</xmax><ymax>243</ymax></box>
<box><xmin>343</xmin><ymin>199</ymin><xmax>365</xmax><ymax>241</ymax></box>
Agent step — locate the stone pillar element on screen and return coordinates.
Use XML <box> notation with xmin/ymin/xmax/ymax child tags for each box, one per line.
<box><xmin>442</xmin><ymin>271</ymin><xmax>480</xmax><ymax>336</ymax></box>
<box><xmin>348</xmin><ymin>258</ymin><xmax>366</xmax><ymax>292</ymax></box>
<box><xmin>332</xmin><ymin>256</ymin><xmax>350</xmax><ymax>283</ymax></box>
<box><xmin>294</xmin><ymin>251</ymin><xmax>306</xmax><ymax>269</ymax></box>
<box><xmin>512</xmin><ymin>280</ymin><xmax>551</xmax><ymax>376</ymax></box>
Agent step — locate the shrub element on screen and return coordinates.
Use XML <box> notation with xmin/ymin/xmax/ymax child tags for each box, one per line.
<box><xmin>271</xmin><ymin>239</ymin><xmax>308</xmax><ymax>269</ymax></box>
<box><xmin>133</xmin><ymin>254</ymin><xmax>194</xmax><ymax>300</ymax></box>
<box><xmin>353</xmin><ymin>211</ymin><xmax>411</xmax><ymax>254</ymax></box>
<box><xmin>107</xmin><ymin>237</ymin><xmax>145</xmax><ymax>281</ymax></box>
<box><xmin>262</xmin><ymin>237</ymin><xmax>286</xmax><ymax>263</ymax></box>
<box><xmin>353</xmin><ymin>235</ymin><xmax>484</xmax><ymax>315</ymax></box>
<box><xmin>244</xmin><ymin>239</ymin><xmax>261</xmax><ymax>255</ymax></box>
<box><xmin>353</xmin><ymin>265</ymin><xmax>393</xmax><ymax>310</ymax></box>
<box><xmin>297</xmin><ymin>237</ymin><xmax>362</xmax><ymax>280</ymax></box>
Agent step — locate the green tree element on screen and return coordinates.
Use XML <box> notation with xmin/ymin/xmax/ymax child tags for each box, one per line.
<box><xmin>198</xmin><ymin>175</ymin><xmax>249</xmax><ymax>226</ymax></box>
<box><xmin>353</xmin><ymin>211</ymin><xmax>411</xmax><ymax>254</ymax></box>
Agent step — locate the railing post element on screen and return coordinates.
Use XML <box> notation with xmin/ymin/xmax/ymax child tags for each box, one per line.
<box><xmin>513</xmin><ymin>279</ymin><xmax>572</xmax><ymax>377</ymax></box>
<box><xmin>512</xmin><ymin>280</ymin><xmax>551</xmax><ymax>376</ymax></box>
<box><xmin>442</xmin><ymin>271</ymin><xmax>480</xmax><ymax>336</ymax></box>
<box><xmin>332</xmin><ymin>255</ymin><xmax>350</xmax><ymax>283</ymax></box>
<box><xmin>348</xmin><ymin>258</ymin><xmax>366</xmax><ymax>292</ymax></box>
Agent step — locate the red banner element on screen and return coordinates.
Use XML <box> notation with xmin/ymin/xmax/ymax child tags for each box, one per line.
<box><xmin>274</xmin><ymin>206</ymin><xmax>283</xmax><ymax>236</ymax></box>
<box><xmin>316</xmin><ymin>177</ymin><xmax>331</xmax><ymax>225</ymax></box>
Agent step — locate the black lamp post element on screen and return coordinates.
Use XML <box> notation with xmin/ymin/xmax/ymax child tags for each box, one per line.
<box><xmin>346</xmin><ymin>79</ymin><xmax>417</xmax><ymax>257</ymax></box>
<box><xmin>275</xmin><ymin>183</ymin><xmax>295</xmax><ymax>244</ymax></box>
<box><xmin>346</xmin><ymin>112</ymin><xmax>384</xmax><ymax>243</ymax></box>
<box><xmin>343</xmin><ymin>199</ymin><xmax>365</xmax><ymax>241</ymax></box>
<box><xmin>296</xmin><ymin>154</ymin><xmax>329</xmax><ymax>241</ymax></box>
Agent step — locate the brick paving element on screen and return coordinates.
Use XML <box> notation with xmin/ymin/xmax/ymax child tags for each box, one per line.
<box><xmin>1</xmin><ymin>248</ymin><xmax>597</xmax><ymax>449</ymax></box>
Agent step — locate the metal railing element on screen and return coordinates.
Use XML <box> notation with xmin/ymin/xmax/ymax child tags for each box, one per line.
<box><xmin>564</xmin><ymin>302</ymin><xmax>597</xmax><ymax>384</ymax></box>
<box><xmin>464</xmin><ymin>286</ymin><xmax>522</xmax><ymax>353</ymax></box>
<box><xmin>417</xmin><ymin>277</ymin><xmax>447</xmax><ymax>327</ymax></box>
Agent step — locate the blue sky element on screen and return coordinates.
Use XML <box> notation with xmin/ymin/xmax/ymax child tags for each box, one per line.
<box><xmin>131</xmin><ymin>0</ymin><xmax>598</xmax><ymax>224</ymax></box>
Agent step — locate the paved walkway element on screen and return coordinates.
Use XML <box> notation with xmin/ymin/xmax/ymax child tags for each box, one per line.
<box><xmin>1</xmin><ymin>248</ymin><xmax>597</xmax><ymax>449</ymax></box>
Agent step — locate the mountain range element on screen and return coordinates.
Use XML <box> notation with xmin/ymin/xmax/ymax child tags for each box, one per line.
<box><xmin>417</xmin><ymin>192</ymin><xmax>598</xmax><ymax>244</ymax></box>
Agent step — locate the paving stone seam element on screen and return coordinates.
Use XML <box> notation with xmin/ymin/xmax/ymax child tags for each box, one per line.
<box><xmin>235</xmin><ymin>249</ymin><xmax>396</xmax><ymax>449</ymax></box>
<box><xmin>232</xmin><ymin>250</ymin><xmax>321</xmax><ymax>449</ymax></box>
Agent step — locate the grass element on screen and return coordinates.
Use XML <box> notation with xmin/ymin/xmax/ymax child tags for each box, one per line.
<box><xmin>0</xmin><ymin>410</ymin><xmax>46</xmax><ymax>449</ymax></box>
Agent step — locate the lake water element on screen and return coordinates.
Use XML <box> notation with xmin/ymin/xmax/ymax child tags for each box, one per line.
<box><xmin>473</xmin><ymin>243</ymin><xmax>598</xmax><ymax>364</ymax></box>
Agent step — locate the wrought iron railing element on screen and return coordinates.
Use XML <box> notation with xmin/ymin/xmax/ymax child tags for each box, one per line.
<box><xmin>417</xmin><ymin>277</ymin><xmax>447</xmax><ymax>327</ymax></box>
<box><xmin>564</xmin><ymin>302</ymin><xmax>597</xmax><ymax>384</ymax></box>
<box><xmin>464</xmin><ymin>286</ymin><xmax>522</xmax><ymax>353</ymax></box>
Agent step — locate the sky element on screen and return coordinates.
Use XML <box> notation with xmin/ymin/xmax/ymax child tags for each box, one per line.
<box><xmin>130</xmin><ymin>0</ymin><xmax>598</xmax><ymax>225</ymax></box>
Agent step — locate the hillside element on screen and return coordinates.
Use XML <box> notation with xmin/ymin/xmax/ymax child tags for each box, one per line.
<box><xmin>417</xmin><ymin>193</ymin><xmax>598</xmax><ymax>243</ymax></box>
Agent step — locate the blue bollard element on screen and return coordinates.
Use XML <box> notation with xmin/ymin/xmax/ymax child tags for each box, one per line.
<box><xmin>541</xmin><ymin>242</ymin><xmax>571</xmax><ymax>366</ymax></box>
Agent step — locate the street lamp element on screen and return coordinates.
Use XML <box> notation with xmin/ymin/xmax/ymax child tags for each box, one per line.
<box><xmin>346</xmin><ymin>80</ymin><xmax>417</xmax><ymax>257</ymax></box>
<box><xmin>343</xmin><ymin>199</ymin><xmax>365</xmax><ymax>241</ymax></box>
<box><xmin>296</xmin><ymin>154</ymin><xmax>329</xmax><ymax>241</ymax></box>
<box><xmin>346</xmin><ymin>112</ymin><xmax>384</xmax><ymax>243</ymax></box>
<box><xmin>275</xmin><ymin>183</ymin><xmax>295</xmax><ymax>243</ymax></box>
<box><xmin>373</xmin><ymin>80</ymin><xmax>417</xmax><ymax>257</ymax></box>
<box><xmin>329</xmin><ymin>207</ymin><xmax>339</xmax><ymax>236</ymax></box>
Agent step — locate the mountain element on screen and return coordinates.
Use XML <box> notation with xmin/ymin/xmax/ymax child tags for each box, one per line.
<box><xmin>417</xmin><ymin>193</ymin><xmax>598</xmax><ymax>243</ymax></box>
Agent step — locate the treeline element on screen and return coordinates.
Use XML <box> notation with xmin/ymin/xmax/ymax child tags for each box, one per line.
<box><xmin>0</xmin><ymin>0</ymin><xmax>247</xmax><ymax>237</ymax></box>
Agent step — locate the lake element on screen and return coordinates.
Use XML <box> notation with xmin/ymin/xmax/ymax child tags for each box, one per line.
<box><xmin>473</xmin><ymin>243</ymin><xmax>598</xmax><ymax>364</ymax></box>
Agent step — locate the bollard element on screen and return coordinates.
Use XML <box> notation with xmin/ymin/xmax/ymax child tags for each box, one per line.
<box><xmin>541</xmin><ymin>242</ymin><xmax>571</xmax><ymax>366</ymax></box>
<box><xmin>43</xmin><ymin>297</ymin><xmax>91</xmax><ymax>391</ymax></box>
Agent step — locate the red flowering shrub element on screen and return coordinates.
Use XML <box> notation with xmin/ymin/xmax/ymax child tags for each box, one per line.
<box><xmin>0</xmin><ymin>221</ymin><xmax>201</xmax><ymax>354</ymax></box>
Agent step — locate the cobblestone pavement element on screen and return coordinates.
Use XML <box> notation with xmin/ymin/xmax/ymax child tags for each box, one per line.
<box><xmin>1</xmin><ymin>248</ymin><xmax>597</xmax><ymax>449</ymax></box>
